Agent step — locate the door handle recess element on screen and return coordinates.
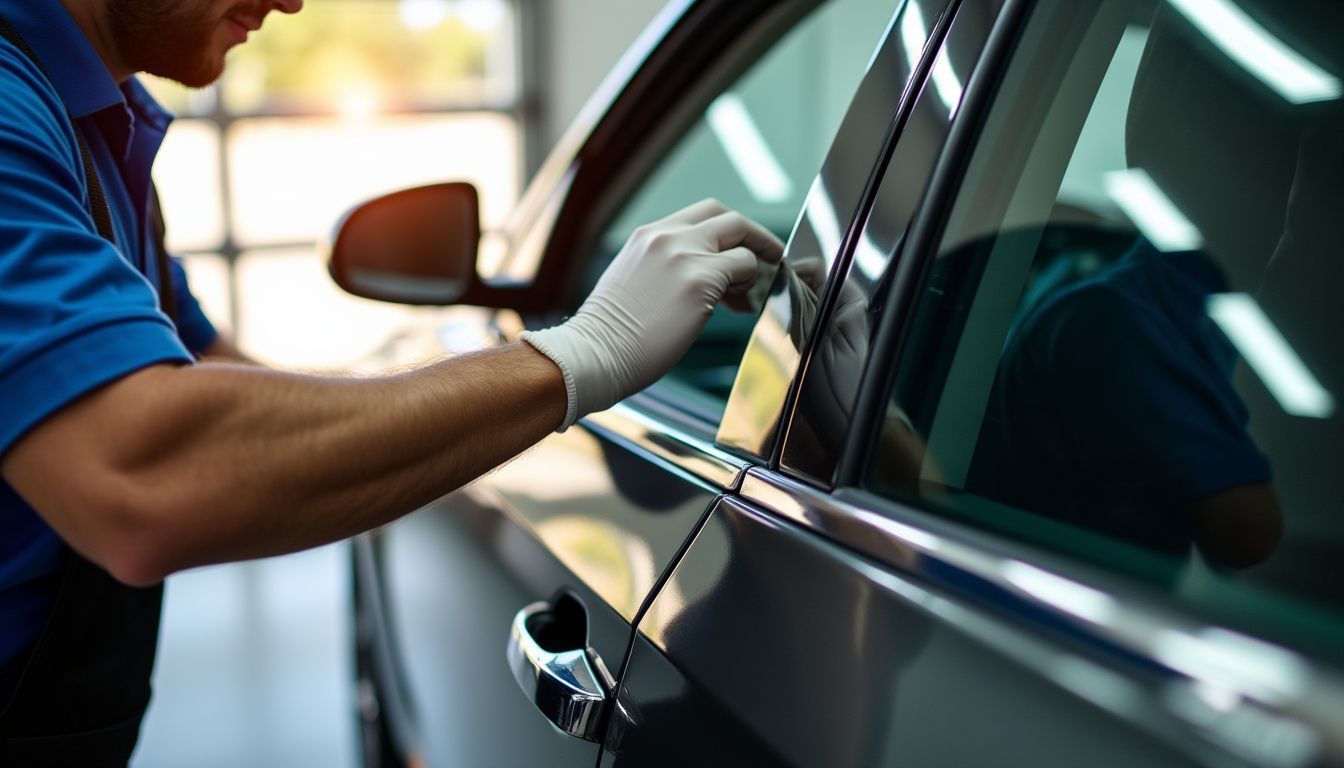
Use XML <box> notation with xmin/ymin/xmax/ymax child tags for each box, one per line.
<box><xmin>507</xmin><ymin>596</ymin><xmax>614</xmax><ymax>742</ymax></box>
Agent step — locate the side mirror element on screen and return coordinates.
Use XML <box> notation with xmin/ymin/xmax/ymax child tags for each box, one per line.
<box><xmin>328</xmin><ymin>183</ymin><xmax>480</xmax><ymax>305</ymax></box>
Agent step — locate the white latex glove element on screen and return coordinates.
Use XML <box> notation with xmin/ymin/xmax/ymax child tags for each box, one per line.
<box><xmin>522</xmin><ymin>199</ymin><xmax>785</xmax><ymax>429</ymax></box>
<box><xmin>807</xmin><ymin>280</ymin><xmax>869</xmax><ymax>446</ymax></box>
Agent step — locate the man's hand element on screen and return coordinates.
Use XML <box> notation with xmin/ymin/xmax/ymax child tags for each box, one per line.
<box><xmin>522</xmin><ymin>199</ymin><xmax>784</xmax><ymax>428</ymax></box>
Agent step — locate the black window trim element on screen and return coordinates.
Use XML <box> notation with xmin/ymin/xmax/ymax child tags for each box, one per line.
<box><xmin>834</xmin><ymin>0</ymin><xmax>1032</xmax><ymax>489</ymax></box>
<box><xmin>765</xmin><ymin>0</ymin><xmax>966</xmax><ymax>478</ymax></box>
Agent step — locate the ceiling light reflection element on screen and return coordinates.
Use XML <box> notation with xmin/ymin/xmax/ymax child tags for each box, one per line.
<box><xmin>900</xmin><ymin>3</ymin><xmax>963</xmax><ymax>113</ymax></box>
<box><xmin>900</xmin><ymin>3</ymin><xmax>927</xmax><ymax>75</ymax></box>
<box><xmin>1104</xmin><ymin>168</ymin><xmax>1203</xmax><ymax>251</ymax></box>
<box><xmin>804</xmin><ymin>179</ymin><xmax>843</xmax><ymax>259</ymax></box>
<box><xmin>930</xmin><ymin>51</ymin><xmax>965</xmax><ymax>115</ymax></box>
<box><xmin>706</xmin><ymin>94</ymin><xmax>794</xmax><ymax>204</ymax></box>
<box><xmin>1207</xmin><ymin>293</ymin><xmax>1335</xmax><ymax>418</ymax></box>
<box><xmin>853</xmin><ymin>233</ymin><xmax>887</xmax><ymax>280</ymax></box>
<box><xmin>1152</xmin><ymin>628</ymin><xmax>1307</xmax><ymax>702</ymax></box>
<box><xmin>1001</xmin><ymin>562</ymin><xmax>1118</xmax><ymax>624</ymax></box>
<box><xmin>1166</xmin><ymin>0</ymin><xmax>1342</xmax><ymax>105</ymax></box>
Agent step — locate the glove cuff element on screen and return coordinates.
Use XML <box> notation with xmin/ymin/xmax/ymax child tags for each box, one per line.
<box><xmin>520</xmin><ymin>329</ymin><xmax>579</xmax><ymax>431</ymax></box>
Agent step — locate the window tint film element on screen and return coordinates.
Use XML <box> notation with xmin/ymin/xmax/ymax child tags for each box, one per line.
<box><xmin>586</xmin><ymin>0</ymin><xmax>899</xmax><ymax>417</ymax></box>
<box><xmin>870</xmin><ymin>0</ymin><xmax>1344</xmax><ymax>624</ymax></box>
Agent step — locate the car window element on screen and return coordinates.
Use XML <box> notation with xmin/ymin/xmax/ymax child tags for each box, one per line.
<box><xmin>582</xmin><ymin>0</ymin><xmax>900</xmax><ymax>418</ymax></box>
<box><xmin>868</xmin><ymin>0</ymin><xmax>1344</xmax><ymax>626</ymax></box>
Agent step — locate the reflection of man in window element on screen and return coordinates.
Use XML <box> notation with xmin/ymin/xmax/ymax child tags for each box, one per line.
<box><xmin>967</xmin><ymin>234</ymin><xmax>1282</xmax><ymax>569</ymax></box>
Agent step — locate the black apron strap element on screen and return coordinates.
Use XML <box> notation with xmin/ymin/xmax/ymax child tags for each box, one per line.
<box><xmin>0</xmin><ymin>16</ymin><xmax>117</xmax><ymax>246</ymax></box>
<box><xmin>149</xmin><ymin>184</ymin><xmax>178</xmax><ymax>324</ymax></box>
<box><xmin>1</xmin><ymin>15</ymin><xmax>169</xmax><ymax>768</ymax></box>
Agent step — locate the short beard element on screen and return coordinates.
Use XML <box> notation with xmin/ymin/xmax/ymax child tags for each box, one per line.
<box><xmin>107</xmin><ymin>0</ymin><xmax>231</xmax><ymax>88</ymax></box>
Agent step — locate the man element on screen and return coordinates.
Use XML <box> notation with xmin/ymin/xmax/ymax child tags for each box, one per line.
<box><xmin>0</xmin><ymin>0</ymin><xmax>783</xmax><ymax>763</ymax></box>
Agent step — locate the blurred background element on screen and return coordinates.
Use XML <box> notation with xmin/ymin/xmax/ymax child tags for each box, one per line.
<box><xmin>132</xmin><ymin>1</ymin><xmax>665</xmax><ymax>765</ymax></box>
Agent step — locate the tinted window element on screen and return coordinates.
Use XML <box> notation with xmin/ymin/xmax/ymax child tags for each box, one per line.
<box><xmin>585</xmin><ymin>0</ymin><xmax>899</xmax><ymax>415</ymax></box>
<box><xmin>870</xmin><ymin>0</ymin><xmax>1344</xmax><ymax>620</ymax></box>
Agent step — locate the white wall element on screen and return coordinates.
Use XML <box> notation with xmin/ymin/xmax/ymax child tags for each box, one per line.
<box><xmin>534</xmin><ymin>0</ymin><xmax>669</xmax><ymax>152</ymax></box>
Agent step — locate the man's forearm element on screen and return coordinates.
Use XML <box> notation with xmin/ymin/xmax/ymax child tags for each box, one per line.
<box><xmin>2</xmin><ymin>342</ymin><xmax>565</xmax><ymax>584</ymax></box>
<box><xmin>4</xmin><ymin>199</ymin><xmax>784</xmax><ymax>586</ymax></box>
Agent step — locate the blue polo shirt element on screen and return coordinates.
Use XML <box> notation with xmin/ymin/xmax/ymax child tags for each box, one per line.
<box><xmin>1</xmin><ymin>0</ymin><xmax>219</xmax><ymax>678</ymax></box>
<box><xmin>968</xmin><ymin>240</ymin><xmax>1272</xmax><ymax>555</ymax></box>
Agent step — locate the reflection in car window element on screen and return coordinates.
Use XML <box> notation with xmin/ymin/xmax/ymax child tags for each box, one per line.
<box><xmin>869</xmin><ymin>0</ymin><xmax>1344</xmax><ymax>621</ymax></box>
<box><xmin>583</xmin><ymin>0</ymin><xmax>898</xmax><ymax>417</ymax></box>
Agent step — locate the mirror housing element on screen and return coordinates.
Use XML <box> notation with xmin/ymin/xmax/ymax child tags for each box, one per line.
<box><xmin>328</xmin><ymin>183</ymin><xmax>479</xmax><ymax>305</ymax></box>
<box><xmin>331</xmin><ymin>182</ymin><xmax>559</xmax><ymax>316</ymax></box>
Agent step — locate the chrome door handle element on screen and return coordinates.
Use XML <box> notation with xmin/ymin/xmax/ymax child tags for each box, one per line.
<box><xmin>506</xmin><ymin>599</ymin><xmax>614</xmax><ymax>742</ymax></box>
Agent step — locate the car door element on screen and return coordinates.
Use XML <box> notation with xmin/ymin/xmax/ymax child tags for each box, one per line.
<box><xmin>610</xmin><ymin>0</ymin><xmax>1344</xmax><ymax>766</ymax></box>
<box><xmin>352</xmin><ymin>0</ymin><xmax>908</xmax><ymax>765</ymax></box>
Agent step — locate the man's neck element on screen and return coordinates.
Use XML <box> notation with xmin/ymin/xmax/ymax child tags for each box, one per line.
<box><xmin>58</xmin><ymin>0</ymin><xmax>132</xmax><ymax>82</ymax></box>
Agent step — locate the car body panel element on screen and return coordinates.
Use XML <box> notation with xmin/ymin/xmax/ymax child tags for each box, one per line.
<box><xmin>735</xmin><ymin>471</ymin><xmax>1344</xmax><ymax>767</ymax></box>
<box><xmin>365</xmin><ymin>495</ymin><xmax>619</xmax><ymax>766</ymax></box>
<box><xmin>608</xmin><ymin>495</ymin><xmax>1194</xmax><ymax>768</ymax></box>
<box><xmin>482</xmin><ymin>408</ymin><xmax>731</xmax><ymax>624</ymax></box>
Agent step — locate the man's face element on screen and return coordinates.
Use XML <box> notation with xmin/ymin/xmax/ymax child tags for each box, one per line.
<box><xmin>107</xmin><ymin>0</ymin><xmax>302</xmax><ymax>88</ymax></box>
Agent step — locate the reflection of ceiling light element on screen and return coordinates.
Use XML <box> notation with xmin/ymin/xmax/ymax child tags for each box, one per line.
<box><xmin>1207</xmin><ymin>293</ymin><xmax>1335</xmax><ymax>419</ymax></box>
<box><xmin>706</xmin><ymin>94</ymin><xmax>793</xmax><ymax>204</ymax></box>
<box><xmin>804</xmin><ymin>179</ymin><xmax>842</xmax><ymax>259</ymax></box>
<box><xmin>899</xmin><ymin>2</ymin><xmax>963</xmax><ymax>113</ymax></box>
<box><xmin>853</xmin><ymin>233</ymin><xmax>887</xmax><ymax>280</ymax></box>
<box><xmin>930</xmin><ymin>52</ymin><xmax>964</xmax><ymax>115</ymax></box>
<box><xmin>1001</xmin><ymin>562</ymin><xmax>1117</xmax><ymax>624</ymax></box>
<box><xmin>1104</xmin><ymin>168</ymin><xmax>1203</xmax><ymax>251</ymax></box>
<box><xmin>1166</xmin><ymin>0</ymin><xmax>1342</xmax><ymax>105</ymax></box>
<box><xmin>900</xmin><ymin>2</ymin><xmax>927</xmax><ymax>73</ymax></box>
<box><xmin>399</xmin><ymin>0</ymin><xmax>450</xmax><ymax>30</ymax></box>
<box><xmin>1153</xmin><ymin>627</ymin><xmax>1307</xmax><ymax>703</ymax></box>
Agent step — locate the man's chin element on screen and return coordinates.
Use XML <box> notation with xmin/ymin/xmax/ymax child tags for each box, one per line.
<box><xmin>147</xmin><ymin>56</ymin><xmax>226</xmax><ymax>89</ymax></box>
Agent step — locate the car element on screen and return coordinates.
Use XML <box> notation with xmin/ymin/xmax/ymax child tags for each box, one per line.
<box><xmin>330</xmin><ymin>0</ymin><xmax>1344</xmax><ymax>765</ymax></box>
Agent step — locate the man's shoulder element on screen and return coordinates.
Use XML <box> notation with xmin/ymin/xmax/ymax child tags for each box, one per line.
<box><xmin>1</xmin><ymin>36</ymin><xmax>71</xmax><ymax>122</ymax></box>
<box><xmin>0</xmin><ymin>38</ymin><xmax>81</xmax><ymax>176</ymax></box>
<box><xmin>0</xmin><ymin>35</ymin><xmax>51</xmax><ymax>94</ymax></box>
